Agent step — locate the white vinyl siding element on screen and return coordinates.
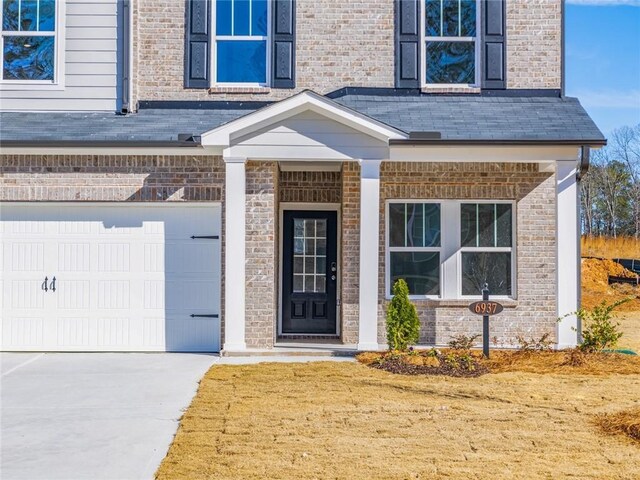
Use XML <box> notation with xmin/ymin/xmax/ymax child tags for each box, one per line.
<box><xmin>0</xmin><ymin>0</ymin><xmax>120</xmax><ymax>111</ymax></box>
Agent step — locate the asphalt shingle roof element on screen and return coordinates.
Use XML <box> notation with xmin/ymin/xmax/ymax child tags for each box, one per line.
<box><xmin>0</xmin><ymin>93</ymin><xmax>605</xmax><ymax>144</ymax></box>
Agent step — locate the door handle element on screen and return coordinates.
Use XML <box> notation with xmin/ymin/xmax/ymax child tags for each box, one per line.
<box><xmin>42</xmin><ymin>276</ymin><xmax>48</xmax><ymax>292</ymax></box>
<box><xmin>50</xmin><ymin>276</ymin><xmax>56</xmax><ymax>292</ymax></box>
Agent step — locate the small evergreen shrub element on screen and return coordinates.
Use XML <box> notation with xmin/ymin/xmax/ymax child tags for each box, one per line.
<box><xmin>575</xmin><ymin>299</ymin><xmax>629</xmax><ymax>353</ymax></box>
<box><xmin>386</xmin><ymin>279</ymin><xmax>420</xmax><ymax>351</ymax></box>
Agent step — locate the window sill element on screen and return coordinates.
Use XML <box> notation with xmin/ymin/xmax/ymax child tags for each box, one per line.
<box><xmin>0</xmin><ymin>81</ymin><xmax>65</xmax><ymax>91</ymax></box>
<box><xmin>421</xmin><ymin>86</ymin><xmax>481</xmax><ymax>94</ymax></box>
<box><xmin>208</xmin><ymin>86</ymin><xmax>271</xmax><ymax>95</ymax></box>
<box><xmin>421</xmin><ymin>298</ymin><xmax>519</xmax><ymax>308</ymax></box>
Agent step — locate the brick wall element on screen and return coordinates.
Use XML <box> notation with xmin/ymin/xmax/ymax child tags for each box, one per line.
<box><xmin>341</xmin><ymin>162</ymin><xmax>361</xmax><ymax>344</ymax></box>
<box><xmin>245</xmin><ymin>161</ymin><xmax>279</xmax><ymax>348</ymax></box>
<box><xmin>0</xmin><ymin>155</ymin><xmax>224</xmax><ymax>201</ymax></box>
<box><xmin>134</xmin><ymin>0</ymin><xmax>394</xmax><ymax>104</ymax></box>
<box><xmin>377</xmin><ymin>162</ymin><xmax>557</xmax><ymax>346</ymax></box>
<box><xmin>132</xmin><ymin>0</ymin><xmax>561</xmax><ymax>107</ymax></box>
<box><xmin>506</xmin><ymin>0</ymin><xmax>562</xmax><ymax>89</ymax></box>
<box><xmin>279</xmin><ymin>171</ymin><xmax>341</xmax><ymax>204</ymax></box>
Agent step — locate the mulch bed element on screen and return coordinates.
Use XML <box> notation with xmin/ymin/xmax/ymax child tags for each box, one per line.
<box><xmin>369</xmin><ymin>352</ymin><xmax>489</xmax><ymax>378</ymax></box>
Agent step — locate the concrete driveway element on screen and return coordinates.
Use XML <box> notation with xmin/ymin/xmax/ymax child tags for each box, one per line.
<box><xmin>0</xmin><ymin>353</ymin><xmax>217</xmax><ymax>480</ymax></box>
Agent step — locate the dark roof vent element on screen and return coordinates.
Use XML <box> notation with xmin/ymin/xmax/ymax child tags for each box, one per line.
<box><xmin>408</xmin><ymin>131</ymin><xmax>442</xmax><ymax>140</ymax></box>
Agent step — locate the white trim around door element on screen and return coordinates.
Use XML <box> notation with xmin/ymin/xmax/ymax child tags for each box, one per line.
<box><xmin>278</xmin><ymin>203</ymin><xmax>341</xmax><ymax>338</ymax></box>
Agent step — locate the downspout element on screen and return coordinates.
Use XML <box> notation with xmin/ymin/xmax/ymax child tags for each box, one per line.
<box><xmin>120</xmin><ymin>0</ymin><xmax>131</xmax><ymax>114</ymax></box>
<box><xmin>576</xmin><ymin>145</ymin><xmax>590</xmax><ymax>341</ymax></box>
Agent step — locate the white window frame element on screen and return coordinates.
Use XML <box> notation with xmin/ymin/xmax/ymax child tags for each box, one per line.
<box><xmin>420</xmin><ymin>0</ymin><xmax>480</xmax><ymax>88</ymax></box>
<box><xmin>385</xmin><ymin>200</ymin><xmax>444</xmax><ymax>300</ymax></box>
<box><xmin>385</xmin><ymin>199</ymin><xmax>516</xmax><ymax>301</ymax></box>
<box><xmin>457</xmin><ymin>200</ymin><xmax>516</xmax><ymax>300</ymax></box>
<box><xmin>0</xmin><ymin>0</ymin><xmax>65</xmax><ymax>90</ymax></box>
<box><xmin>211</xmin><ymin>0</ymin><xmax>270</xmax><ymax>87</ymax></box>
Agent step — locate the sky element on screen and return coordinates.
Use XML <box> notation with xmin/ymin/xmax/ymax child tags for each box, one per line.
<box><xmin>565</xmin><ymin>0</ymin><xmax>640</xmax><ymax>136</ymax></box>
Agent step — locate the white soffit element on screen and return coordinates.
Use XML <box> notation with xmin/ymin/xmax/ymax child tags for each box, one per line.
<box><xmin>200</xmin><ymin>90</ymin><xmax>408</xmax><ymax>147</ymax></box>
<box><xmin>390</xmin><ymin>145</ymin><xmax>581</xmax><ymax>163</ymax></box>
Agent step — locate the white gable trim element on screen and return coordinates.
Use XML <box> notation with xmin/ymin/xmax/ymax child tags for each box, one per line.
<box><xmin>200</xmin><ymin>90</ymin><xmax>408</xmax><ymax>147</ymax></box>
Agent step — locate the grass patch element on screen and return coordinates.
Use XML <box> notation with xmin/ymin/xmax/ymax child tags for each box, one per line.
<box><xmin>156</xmin><ymin>361</ymin><xmax>640</xmax><ymax>480</ymax></box>
<box><xmin>595</xmin><ymin>407</ymin><xmax>640</xmax><ymax>444</ymax></box>
<box><xmin>582</xmin><ymin>235</ymin><xmax>640</xmax><ymax>260</ymax></box>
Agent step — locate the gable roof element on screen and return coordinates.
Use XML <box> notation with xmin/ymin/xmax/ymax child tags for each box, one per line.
<box><xmin>0</xmin><ymin>90</ymin><xmax>606</xmax><ymax>147</ymax></box>
<box><xmin>200</xmin><ymin>90</ymin><xmax>408</xmax><ymax>146</ymax></box>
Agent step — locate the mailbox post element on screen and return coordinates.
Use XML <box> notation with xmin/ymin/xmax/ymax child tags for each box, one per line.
<box><xmin>482</xmin><ymin>284</ymin><xmax>490</xmax><ymax>357</ymax></box>
<box><xmin>468</xmin><ymin>283</ymin><xmax>504</xmax><ymax>358</ymax></box>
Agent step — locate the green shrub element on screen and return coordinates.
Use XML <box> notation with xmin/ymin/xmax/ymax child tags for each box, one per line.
<box><xmin>386</xmin><ymin>279</ymin><xmax>420</xmax><ymax>351</ymax></box>
<box><xmin>572</xmin><ymin>299</ymin><xmax>629</xmax><ymax>353</ymax></box>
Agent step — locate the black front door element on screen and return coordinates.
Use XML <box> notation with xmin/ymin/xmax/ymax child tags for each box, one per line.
<box><xmin>282</xmin><ymin>210</ymin><xmax>338</xmax><ymax>334</ymax></box>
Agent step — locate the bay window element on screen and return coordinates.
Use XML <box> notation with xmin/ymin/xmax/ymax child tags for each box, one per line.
<box><xmin>214</xmin><ymin>0</ymin><xmax>268</xmax><ymax>85</ymax></box>
<box><xmin>1</xmin><ymin>0</ymin><xmax>58</xmax><ymax>82</ymax></box>
<box><xmin>386</xmin><ymin>200</ymin><xmax>515</xmax><ymax>299</ymax></box>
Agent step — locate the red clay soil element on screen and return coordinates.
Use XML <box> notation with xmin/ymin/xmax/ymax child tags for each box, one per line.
<box><xmin>581</xmin><ymin>258</ymin><xmax>640</xmax><ymax>311</ymax></box>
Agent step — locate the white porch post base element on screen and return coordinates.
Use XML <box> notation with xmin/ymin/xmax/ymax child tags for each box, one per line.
<box><xmin>223</xmin><ymin>157</ymin><xmax>247</xmax><ymax>352</ymax></box>
<box><xmin>357</xmin><ymin>160</ymin><xmax>382</xmax><ymax>351</ymax></box>
<box><xmin>556</xmin><ymin>160</ymin><xmax>579</xmax><ymax>349</ymax></box>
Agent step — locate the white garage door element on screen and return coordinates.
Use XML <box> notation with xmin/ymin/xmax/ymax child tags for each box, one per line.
<box><xmin>0</xmin><ymin>204</ymin><xmax>221</xmax><ymax>352</ymax></box>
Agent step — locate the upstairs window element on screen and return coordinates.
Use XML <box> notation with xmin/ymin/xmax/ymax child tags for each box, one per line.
<box><xmin>1</xmin><ymin>0</ymin><xmax>57</xmax><ymax>82</ymax></box>
<box><xmin>214</xmin><ymin>0</ymin><xmax>268</xmax><ymax>85</ymax></box>
<box><xmin>423</xmin><ymin>0</ymin><xmax>478</xmax><ymax>86</ymax></box>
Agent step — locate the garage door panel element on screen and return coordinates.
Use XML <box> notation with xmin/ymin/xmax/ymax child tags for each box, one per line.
<box><xmin>165</xmin><ymin>316</ymin><xmax>219</xmax><ymax>352</ymax></box>
<box><xmin>57</xmin><ymin>280</ymin><xmax>91</xmax><ymax>310</ymax></box>
<box><xmin>97</xmin><ymin>280</ymin><xmax>131</xmax><ymax>309</ymax></box>
<box><xmin>3</xmin><ymin>317</ymin><xmax>45</xmax><ymax>348</ymax></box>
<box><xmin>12</xmin><ymin>243</ymin><xmax>45</xmax><ymax>272</ymax></box>
<box><xmin>11</xmin><ymin>280</ymin><xmax>46</xmax><ymax>309</ymax></box>
<box><xmin>58</xmin><ymin>243</ymin><xmax>91</xmax><ymax>272</ymax></box>
<box><xmin>1</xmin><ymin>204</ymin><xmax>221</xmax><ymax>352</ymax></box>
<box><xmin>165</xmin><ymin>242</ymin><xmax>218</xmax><ymax>274</ymax></box>
<box><xmin>56</xmin><ymin>317</ymin><xmax>92</xmax><ymax>348</ymax></box>
<box><xmin>167</xmin><ymin>280</ymin><xmax>219</xmax><ymax>313</ymax></box>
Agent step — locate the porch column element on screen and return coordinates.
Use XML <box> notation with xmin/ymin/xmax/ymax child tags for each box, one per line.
<box><xmin>223</xmin><ymin>157</ymin><xmax>247</xmax><ymax>351</ymax></box>
<box><xmin>556</xmin><ymin>160</ymin><xmax>579</xmax><ymax>348</ymax></box>
<box><xmin>358</xmin><ymin>159</ymin><xmax>382</xmax><ymax>350</ymax></box>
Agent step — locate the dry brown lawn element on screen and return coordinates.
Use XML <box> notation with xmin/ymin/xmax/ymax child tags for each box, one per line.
<box><xmin>582</xmin><ymin>236</ymin><xmax>640</xmax><ymax>259</ymax></box>
<box><xmin>618</xmin><ymin>311</ymin><xmax>640</xmax><ymax>353</ymax></box>
<box><xmin>157</xmin><ymin>359</ymin><xmax>640</xmax><ymax>480</ymax></box>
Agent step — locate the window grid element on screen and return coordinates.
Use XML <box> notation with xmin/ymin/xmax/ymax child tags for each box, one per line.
<box><xmin>1</xmin><ymin>0</ymin><xmax>57</xmax><ymax>83</ymax></box>
<box><xmin>459</xmin><ymin>202</ymin><xmax>514</xmax><ymax>297</ymax></box>
<box><xmin>387</xmin><ymin>202</ymin><xmax>442</xmax><ymax>297</ymax></box>
<box><xmin>385</xmin><ymin>200</ymin><xmax>516</xmax><ymax>300</ymax></box>
<box><xmin>213</xmin><ymin>0</ymin><xmax>269</xmax><ymax>86</ymax></box>
<box><xmin>421</xmin><ymin>0</ymin><xmax>480</xmax><ymax>87</ymax></box>
<box><xmin>293</xmin><ymin>219</ymin><xmax>327</xmax><ymax>294</ymax></box>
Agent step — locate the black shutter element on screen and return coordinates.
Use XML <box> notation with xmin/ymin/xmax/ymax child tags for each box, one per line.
<box><xmin>271</xmin><ymin>0</ymin><xmax>295</xmax><ymax>89</ymax></box>
<box><xmin>481</xmin><ymin>0</ymin><xmax>506</xmax><ymax>89</ymax></box>
<box><xmin>184</xmin><ymin>0</ymin><xmax>211</xmax><ymax>89</ymax></box>
<box><xmin>395</xmin><ymin>0</ymin><xmax>420</xmax><ymax>88</ymax></box>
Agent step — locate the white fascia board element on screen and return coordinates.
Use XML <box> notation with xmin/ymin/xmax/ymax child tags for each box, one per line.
<box><xmin>0</xmin><ymin>146</ymin><xmax>223</xmax><ymax>156</ymax></box>
<box><xmin>201</xmin><ymin>90</ymin><xmax>408</xmax><ymax>146</ymax></box>
<box><xmin>390</xmin><ymin>145</ymin><xmax>581</xmax><ymax>163</ymax></box>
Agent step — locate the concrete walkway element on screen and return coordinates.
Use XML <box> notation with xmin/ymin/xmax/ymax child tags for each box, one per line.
<box><xmin>0</xmin><ymin>353</ymin><xmax>217</xmax><ymax>480</ymax></box>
